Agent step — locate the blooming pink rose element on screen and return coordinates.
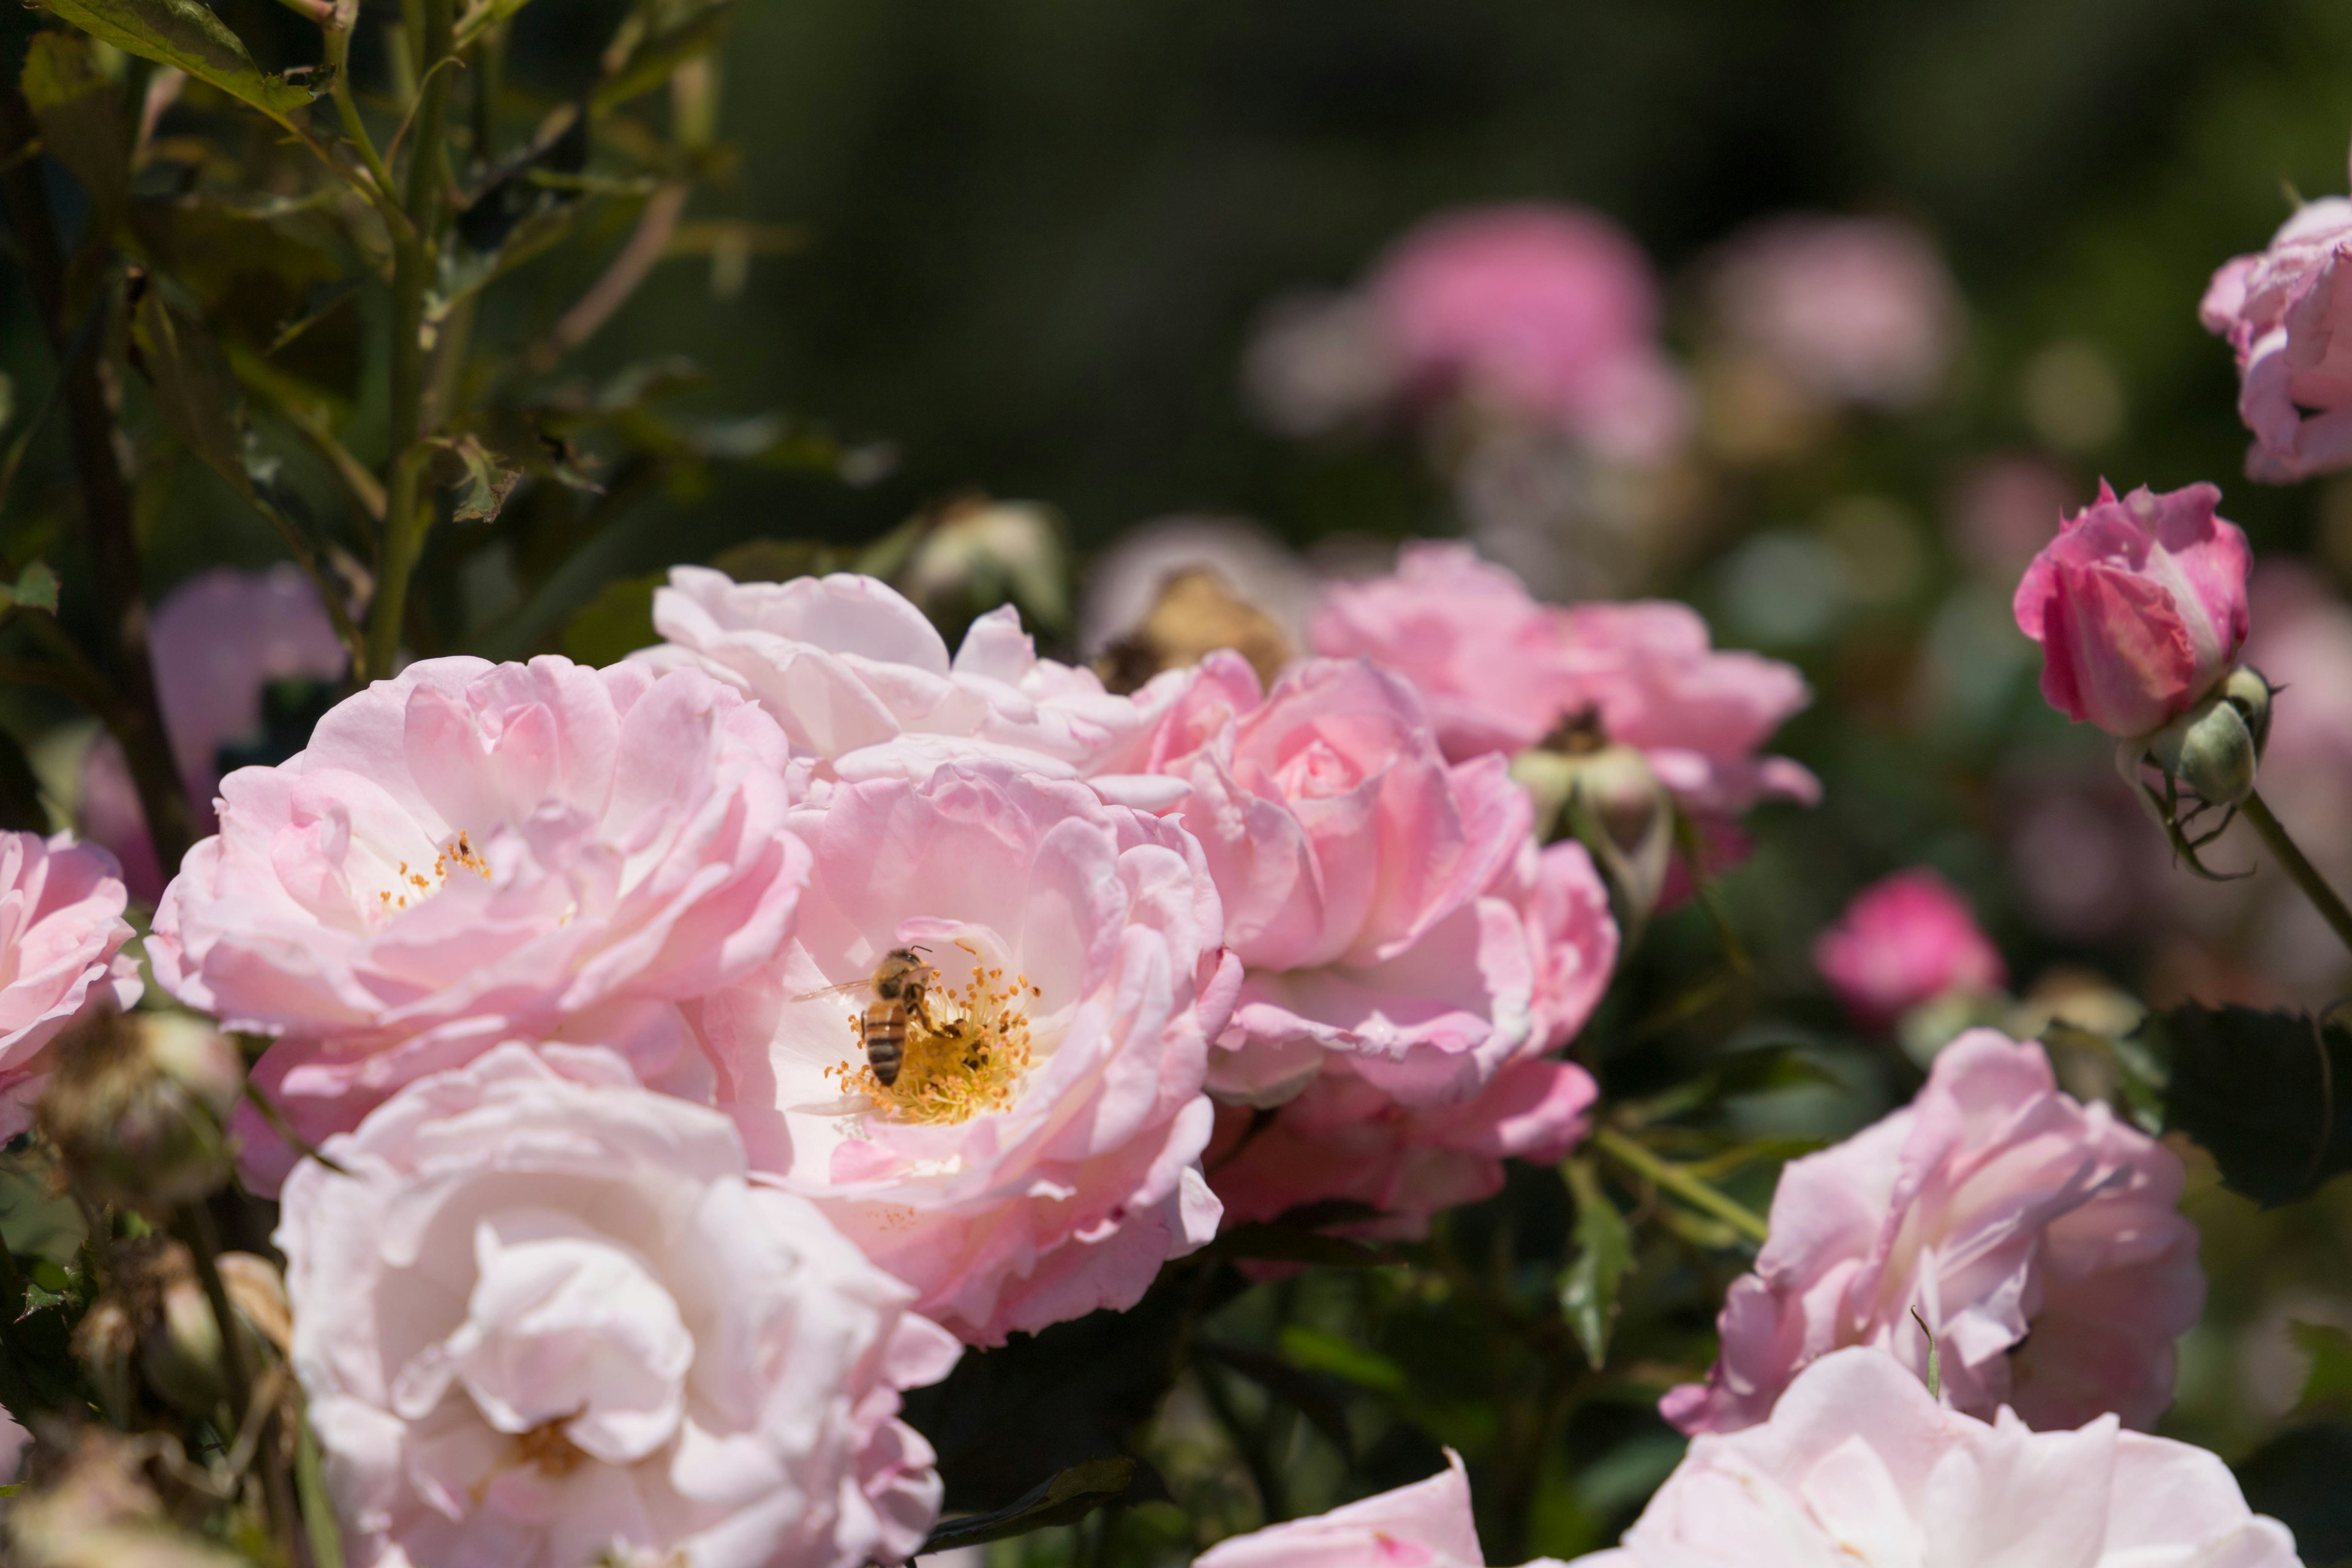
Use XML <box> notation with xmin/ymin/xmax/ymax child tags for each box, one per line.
<box><xmin>639</xmin><ymin>567</ymin><xmax>1193</xmax><ymax>807</ymax></box>
<box><xmin>2014</xmin><ymin>480</ymin><xmax>2252</xmax><ymax>737</ymax></box>
<box><xmin>1196</xmin><ymin>1450</ymin><xmax>1573</xmax><ymax>1568</ymax></box>
<box><xmin>1311</xmin><ymin>545</ymin><xmax>1819</xmax><ymax>816</ymax></box>
<box><xmin>1811</xmin><ymin>869</ymin><xmax>2006</xmax><ymax>1030</ymax></box>
<box><xmin>1706</xmin><ymin>216</ymin><xmax>1961</xmax><ymax>410</ymax></box>
<box><xmin>2201</xmin><ymin>192</ymin><xmax>2352</xmax><ymax>483</ymax></box>
<box><xmin>1143</xmin><ymin>653</ymin><xmax>1564</xmax><ymax>1108</ymax></box>
<box><xmin>1208</xmin><ymin>840</ymin><xmax>1613</xmax><ymax>1237</ymax></box>
<box><xmin>0</xmin><ymin>831</ymin><xmax>142</xmax><ymax>1139</ymax></box>
<box><xmin>81</xmin><ymin>565</ymin><xmax>349</xmax><ymax>899</ymax></box>
<box><xmin>278</xmin><ymin>1042</ymin><xmax>959</xmax><ymax>1568</ymax></box>
<box><xmin>1662</xmin><ymin>1030</ymin><xmax>2202</xmax><ymax>1437</ymax></box>
<box><xmin>148</xmin><ymin>656</ymin><xmax>808</xmax><ymax>1189</ymax></box>
<box><xmin>1587</xmin><ymin>1349</ymin><xmax>2298</xmax><ymax>1568</ymax></box>
<box><xmin>1371</xmin><ymin>204</ymin><xmax>1690</xmax><ymax>463</ymax></box>
<box><xmin>712</xmin><ymin>763</ymin><xmax>1238</xmax><ymax>1346</ymax></box>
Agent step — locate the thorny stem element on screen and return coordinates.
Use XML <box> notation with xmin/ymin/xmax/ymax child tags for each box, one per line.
<box><xmin>1591</xmin><ymin>1125</ymin><xmax>1770</xmax><ymax>1246</ymax></box>
<box><xmin>2242</xmin><ymin>791</ymin><xmax>2352</xmax><ymax>962</ymax></box>
<box><xmin>368</xmin><ymin>0</ymin><xmax>460</xmax><ymax>682</ymax></box>
<box><xmin>0</xmin><ymin>83</ymin><xmax>197</xmax><ymax>874</ymax></box>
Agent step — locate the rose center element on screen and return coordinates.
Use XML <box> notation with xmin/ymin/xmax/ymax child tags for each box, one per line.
<box><xmin>372</xmin><ymin>829</ymin><xmax>493</xmax><ymax>916</ymax></box>
<box><xmin>827</xmin><ymin>938</ymin><xmax>1043</xmax><ymax>1126</ymax></box>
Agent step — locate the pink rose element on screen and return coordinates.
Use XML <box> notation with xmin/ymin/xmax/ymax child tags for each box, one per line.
<box><xmin>2201</xmin><ymin>192</ymin><xmax>2352</xmax><ymax>483</ymax></box>
<box><xmin>277</xmin><ymin>1042</ymin><xmax>959</xmax><ymax>1568</ymax></box>
<box><xmin>1662</xmin><ymin>1030</ymin><xmax>2202</xmax><ymax>1436</ymax></box>
<box><xmin>1196</xmin><ymin>1450</ymin><xmax>1570</xmax><ymax>1568</ymax></box>
<box><xmin>0</xmin><ymin>831</ymin><xmax>142</xmax><ymax>1139</ymax></box>
<box><xmin>1587</xmin><ymin>1349</ymin><xmax>2297</xmax><ymax>1568</ymax></box>
<box><xmin>639</xmin><ymin>567</ymin><xmax>1193</xmax><ymax>807</ymax></box>
<box><xmin>1144</xmin><ymin>653</ymin><xmax>1559</xmax><ymax>1108</ymax></box>
<box><xmin>1208</xmin><ymin>840</ymin><xmax>1613</xmax><ymax>1237</ymax></box>
<box><xmin>1311</xmin><ymin>545</ymin><xmax>1819</xmax><ymax>816</ymax></box>
<box><xmin>2013</xmin><ymin>481</ymin><xmax>2253</xmax><ymax>737</ymax></box>
<box><xmin>1811</xmin><ymin>869</ymin><xmax>2006</xmax><ymax>1030</ymax></box>
<box><xmin>1371</xmin><ymin>204</ymin><xmax>1690</xmax><ymax>463</ymax></box>
<box><xmin>1705</xmin><ymin>216</ymin><xmax>1961</xmax><ymax>410</ymax></box>
<box><xmin>712</xmin><ymin>763</ymin><xmax>1238</xmax><ymax>1346</ymax></box>
<box><xmin>149</xmin><ymin>657</ymin><xmax>808</xmax><ymax>1188</ymax></box>
<box><xmin>80</xmin><ymin>566</ymin><xmax>349</xmax><ymax>900</ymax></box>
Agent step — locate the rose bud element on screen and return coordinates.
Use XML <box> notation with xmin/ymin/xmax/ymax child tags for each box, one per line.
<box><xmin>2011</xmin><ymin>480</ymin><xmax>2252</xmax><ymax>738</ymax></box>
<box><xmin>897</xmin><ymin>494</ymin><xmax>1071</xmax><ymax>633</ymax></box>
<box><xmin>1512</xmin><ymin>725</ymin><xmax>1675</xmax><ymax>940</ymax></box>
<box><xmin>1095</xmin><ymin>565</ymin><xmax>1295</xmax><ymax>693</ymax></box>
<box><xmin>8</xmin><ymin>1425</ymin><xmax>244</xmax><ymax>1568</ymax></box>
<box><xmin>37</xmin><ymin>1012</ymin><xmax>243</xmax><ymax>1214</ymax></box>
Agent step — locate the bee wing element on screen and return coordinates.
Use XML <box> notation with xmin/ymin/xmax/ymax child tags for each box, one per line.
<box><xmin>790</xmin><ymin>979</ymin><xmax>873</xmax><ymax>1003</ymax></box>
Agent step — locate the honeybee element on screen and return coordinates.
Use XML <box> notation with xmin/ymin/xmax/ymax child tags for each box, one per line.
<box><xmin>794</xmin><ymin>948</ymin><xmax>941</xmax><ymax>1088</ymax></box>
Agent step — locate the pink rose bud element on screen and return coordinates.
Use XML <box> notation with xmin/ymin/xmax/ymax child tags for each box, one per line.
<box><xmin>1811</xmin><ymin>869</ymin><xmax>2005</xmax><ymax>1030</ymax></box>
<box><xmin>2011</xmin><ymin>481</ymin><xmax>2252</xmax><ymax>737</ymax></box>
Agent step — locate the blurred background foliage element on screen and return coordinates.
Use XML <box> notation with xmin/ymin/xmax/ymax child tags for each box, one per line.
<box><xmin>13</xmin><ymin>0</ymin><xmax>2352</xmax><ymax>1563</ymax></box>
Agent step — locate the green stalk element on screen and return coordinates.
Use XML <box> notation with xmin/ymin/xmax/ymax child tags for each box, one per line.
<box><xmin>2242</xmin><ymin>791</ymin><xmax>2352</xmax><ymax>961</ymax></box>
<box><xmin>1591</xmin><ymin>1125</ymin><xmax>1770</xmax><ymax>1245</ymax></box>
<box><xmin>366</xmin><ymin>0</ymin><xmax>458</xmax><ymax>681</ymax></box>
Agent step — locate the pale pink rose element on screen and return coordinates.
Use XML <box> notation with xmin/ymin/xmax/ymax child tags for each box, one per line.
<box><xmin>1586</xmin><ymin>1348</ymin><xmax>2299</xmax><ymax>1568</ymax></box>
<box><xmin>1208</xmin><ymin>840</ymin><xmax>1613</xmax><ymax>1238</ymax></box>
<box><xmin>1662</xmin><ymin>1030</ymin><xmax>2201</xmax><ymax>1437</ymax></box>
<box><xmin>0</xmin><ymin>830</ymin><xmax>143</xmax><ymax>1139</ymax></box>
<box><xmin>1811</xmin><ymin>869</ymin><xmax>2005</xmax><ymax>1030</ymax></box>
<box><xmin>2201</xmin><ymin>192</ymin><xmax>2352</xmax><ymax>482</ymax></box>
<box><xmin>1371</xmin><ymin>204</ymin><xmax>1691</xmax><ymax>464</ymax></box>
<box><xmin>1311</xmin><ymin>544</ymin><xmax>1819</xmax><ymax>815</ymax></box>
<box><xmin>712</xmin><ymin>763</ymin><xmax>1238</xmax><ymax>1346</ymax></box>
<box><xmin>639</xmin><ymin>568</ymin><xmax>1194</xmax><ymax>809</ymax></box>
<box><xmin>1706</xmin><ymin>216</ymin><xmax>1961</xmax><ymax>410</ymax></box>
<box><xmin>1141</xmin><ymin>652</ymin><xmax>1558</xmax><ymax>1109</ymax></box>
<box><xmin>148</xmin><ymin>657</ymin><xmax>807</xmax><ymax>1189</ymax></box>
<box><xmin>81</xmin><ymin>565</ymin><xmax>349</xmax><ymax>899</ymax></box>
<box><xmin>2013</xmin><ymin>481</ymin><xmax>2253</xmax><ymax>737</ymax></box>
<box><xmin>277</xmin><ymin>1042</ymin><xmax>959</xmax><ymax>1568</ymax></box>
<box><xmin>1196</xmin><ymin>1450</ymin><xmax>1571</xmax><ymax>1568</ymax></box>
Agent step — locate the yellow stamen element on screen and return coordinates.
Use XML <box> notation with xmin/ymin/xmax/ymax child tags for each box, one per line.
<box><xmin>838</xmin><ymin>958</ymin><xmax>1038</xmax><ymax>1126</ymax></box>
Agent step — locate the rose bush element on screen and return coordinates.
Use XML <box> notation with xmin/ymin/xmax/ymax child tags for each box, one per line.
<box><xmin>279</xmin><ymin>1042</ymin><xmax>958</xmax><ymax>1568</ymax></box>
<box><xmin>1663</xmin><ymin>1029</ymin><xmax>2201</xmax><ymax>1436</ymax></box>
<box><xmin>148</xmin><ymin>656</ymin><xmax>808</xmax><ymax>1186</ymax></box>
<box><xmin>1586</xmin><ymin>1348</ymin><xmax>2299</xmax><ymax>1568</ymax></box>
<box><xmin>0</xmin><ymin>831</ymin><xmax>141</xmax><ymax>1139</ymax></box>
<box><xmin>710</xmin><ymin>762</ymin><xmax>1237</xmax><ymax>1345</ymax></box>
<box><xmin>2011</xmin><ymin>481</ymin><xmax>2252</xmax><ymax>739</ymax></box>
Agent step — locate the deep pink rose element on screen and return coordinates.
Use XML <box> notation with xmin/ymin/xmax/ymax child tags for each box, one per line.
<box><xmin>1311</xmin><ymin>545</ymin><xmax>1819</xmax><ymax>816</ymax></box>
<box><xmin>1588</xmin><ymin>1349</ymin><xmax>2297</xmax><ymax>1568</ymax></box>
<box><xmin>278</xmin><ymin>1042</ymin><xmax>958</xmax><ymax>1568</ymax></box>
<box><xmin>2012</xmin><ymin>481</ymin><xmax>2253</xmax><ymax>737</ymax></box>
<box><xmin>0</xmin><ymin>831</ymin><xmax>142</xmax><ymax>1137</ymax></box>
<box><xmin>1196</xmin><ymin>1450</ymin><xmax>1571</xmax><ymax>1568</ymax></box>
<box><xmin>640</xmin><ymin>568</ymin><xmax>1194</xmax><ymax>809</ymax></box>
<box><xmin>1706</xmin><ymin>216</ymin><xmax>1961</xmax><ymax>410</ymax></box>
<box><xmin>149</xmin><ymin>657</ymin><xmax>808</xmax><ymax>1188</ymax></box>
<box><xmin>1208</xmin><ymin>840</ymin><xmax>1613</xmax><ymax>1238</ymax></box>
<box><xmin>1662</xmin><ymin>1030</ymin><xmax>2201</xmax><ymax>1436</ymax></box>
<box><xmin>2201</xmin><ymin>192</ymin><xmax>2352</xmax><ymax>482</ymax></box>
<box><xmin>1811</xmin><ymin>869</ymin><xmax>2005</xmax><ymax>1030</ymax></box>
<box><xmin>1371</xmin><ymin>204</ymin><xmax>1690</xmax><ymax>462</ymax></box>
<box><xmin>712</xmin><ymin>763</ymin><xmax>1238</xmax><ymax>1346</ymax></box>
<box><xmin>1144</xmin><ymin>653</ymin><xmax>1551</xmax><ymax>1108</ymax></box>
<box><xmin>80</xmin><ymin>566</ymin><xmax>349</xmax><ymax>899</ymax></box>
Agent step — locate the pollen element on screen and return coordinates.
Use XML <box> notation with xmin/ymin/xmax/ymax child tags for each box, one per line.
<box><xmin>378</xmin><ymin>831</ymin><xmax>494</xmax><ymax>916</ymax></box>
<box><xmin>837</xmin><ymin>949</ymin><xmax>1038</xmax><ymax>1126</ymax></box>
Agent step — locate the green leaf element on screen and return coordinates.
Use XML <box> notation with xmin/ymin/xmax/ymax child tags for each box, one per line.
<box><xmin>0</xmin><ymin>562</ymin><xmax>60</xmax><ymax>612</ymax></box>
<box><xmin>1275</xmin><ymin>1324</ymin><xmax>1409</xmax><ymax>1395</ymax></box>
<box><xmin>451</xmin><ymin>0</ymin><xmax>532</xmax><ymax>50</ymax></box>
<box><xmin>591</xmin><ymin>2</ymin><xmax>731</xmax><ymax>113</ymax></box>
<box><xmin>32</xmin><ymin>0</ymin><xmax>316</xmax><ymax>127</ymax></box>
<box><xmin>296</xmin><ymin>1412</ymin><xmax>345</xmax><ymax>1568</ymax></box>
<box><xmin>917</xmin><ymin>1457</ymin><xmax>1136</xmax><ymax>1553</ymax></box>
<box><xmin>560</xmin><ymin>571</ymin><xmax>663</xmax><ymax>667</ymax></box>
<box><xmin>1561</xmin><ymin>1156</ymin><xmax>1634</xmax><ymax>1369</ymax></box>
<box><xmin>129</xmin><ymin>284</ymin><xmax>257</xmax><ymax>500</ymax></box>
<box><xmin>20</xmin><ymin>31</ymin><xmax>129</xmax><ymax>219</ymax></box>
<box><xmin>2295</xmin><ymin>1322</ymin><xmax>2352</xmax><ymax>1420</ymax></box>
<box><xmin>432</xmin><ymin>433</ymin><xmax>524</xmax><ymax>524</ymax></box>
<box><xmin>2147</xmin><ymin>1003</ymin><xmax>2352</xmax><ymax>1207</ymax></box>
